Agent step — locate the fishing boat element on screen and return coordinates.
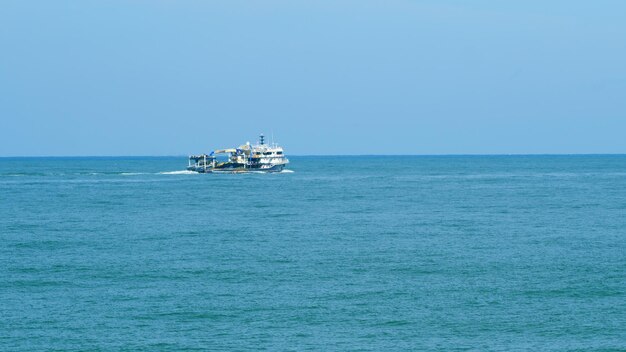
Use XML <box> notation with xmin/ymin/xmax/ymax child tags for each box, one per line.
<box><xmin>188</xmin><ymin>134</ymin><xmax>289</xmax><ymax>173</ymax></box>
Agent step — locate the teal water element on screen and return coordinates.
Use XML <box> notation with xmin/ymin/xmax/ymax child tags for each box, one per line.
<box><xmin>1</xmin><ymin>156</ymin><xmax>625</xmax><ymax>351</ymax></box>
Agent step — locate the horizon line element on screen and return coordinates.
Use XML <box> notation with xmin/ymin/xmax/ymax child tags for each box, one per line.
<box><xmin>2</xmin><ymin>153</ymin><xmax>626</xmax><ymax>158</ymax></box>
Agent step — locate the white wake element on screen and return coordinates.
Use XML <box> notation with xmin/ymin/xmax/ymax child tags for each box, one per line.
<box><xmin>159</xmin><ymin>170</ymin><xmax>198</xmax><ymax>175</ymax></box>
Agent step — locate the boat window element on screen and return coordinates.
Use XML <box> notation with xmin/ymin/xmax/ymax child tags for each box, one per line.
<box><xmin>276</xmin><ymin>151</ymin><xmax>283</xmax><ymax>155</ymax></box>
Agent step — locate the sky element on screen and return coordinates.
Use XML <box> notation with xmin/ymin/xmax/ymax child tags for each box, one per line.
<box><xmin>1</xmin><ymin>1</ymin><xmax>625</xmax><ymax>156</ymax></box>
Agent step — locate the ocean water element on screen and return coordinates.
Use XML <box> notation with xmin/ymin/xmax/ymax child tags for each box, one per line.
<box><xmin>1</xmin><ymin>155</ymin><xmax>625</xmax><ymax>351</ymax></box>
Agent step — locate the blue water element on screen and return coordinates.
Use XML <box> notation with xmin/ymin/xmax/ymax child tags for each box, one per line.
<box><xmin>1</xmin><ymin>156</ymin><xmax>625</xmax><ymax>351</ymax></box>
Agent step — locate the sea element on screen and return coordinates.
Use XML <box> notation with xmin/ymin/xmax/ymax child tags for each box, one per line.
<box><xmin>1</xmin><ymin>155</ymin><xmax>625</xmax><ymax>351</ymax></box>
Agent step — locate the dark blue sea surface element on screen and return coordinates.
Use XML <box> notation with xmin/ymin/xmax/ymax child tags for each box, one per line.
<box><xmin>1</xmin><ymin>156</ymin><xmax>625</xmax><ymax>351</ymax></box>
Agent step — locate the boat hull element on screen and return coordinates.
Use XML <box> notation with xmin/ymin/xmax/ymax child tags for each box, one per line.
<box><xmin>187</xmin><ymin>164</ymin><xmax>286</xmax><ymax>173</ymax></box>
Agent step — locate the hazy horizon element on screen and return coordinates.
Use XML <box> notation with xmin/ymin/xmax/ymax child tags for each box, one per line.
<box><xmin>3</xmin><ymin>153</ymin><xmax>626</xmax><ymax>159</ymax></box>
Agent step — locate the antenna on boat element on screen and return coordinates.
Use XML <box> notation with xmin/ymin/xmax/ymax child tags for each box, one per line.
<box><xmin>260</xmin><ymin>133</ymin><xmax>265</xmax><ymax>145</ymax></box>
<box><xmin>271</xmin><ymin>130</ymin><xmax>274</xmax><ymax>147</ymax></box>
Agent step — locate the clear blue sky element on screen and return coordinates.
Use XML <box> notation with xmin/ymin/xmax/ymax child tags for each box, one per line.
<box><xmin>1</xmin><ymin>1</ymin><xmax>625</xmax><ymax>156</ymax></box>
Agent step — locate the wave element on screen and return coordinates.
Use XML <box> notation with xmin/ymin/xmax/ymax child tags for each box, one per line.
<box><xmin>1</xmin><ymin>169</ymin><xmax>292</xmax><ymax>177</ymax></box>
<box><xmin>120</xmin><ymin>172</ymin><xmax>148</xmax><ymax>176</ymax></box>
<box><xmin>1</xmin><ymin>173</ymin><xmax>47</xmax><ymax>177</ymax></box>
